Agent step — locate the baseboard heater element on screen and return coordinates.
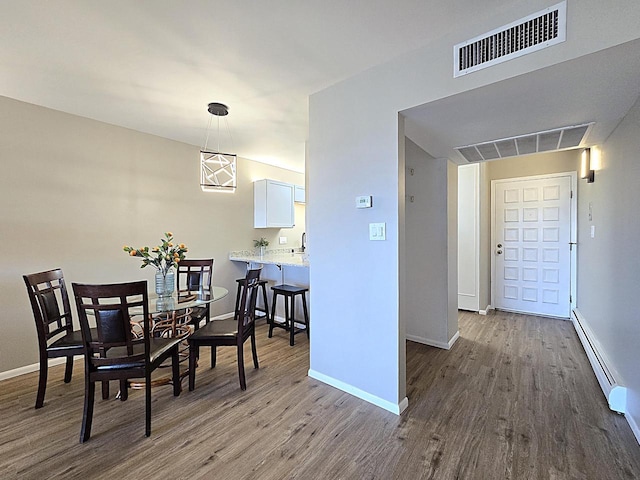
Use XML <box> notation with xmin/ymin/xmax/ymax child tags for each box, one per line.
<box><xmin>572</xmin><ymin>309</ymin><xmax>626</xmax><ymax>413</ymax></box>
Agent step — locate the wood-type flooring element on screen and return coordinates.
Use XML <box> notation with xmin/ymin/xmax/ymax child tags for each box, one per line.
<box><xmin>1</xmin><ymin>311</ymin><xmax>639</xmax><ymax>479</ymax></box>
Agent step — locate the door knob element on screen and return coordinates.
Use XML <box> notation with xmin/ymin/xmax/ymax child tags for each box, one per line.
<box><xmin>497</xmin><ymin>243</ymin><xmax>503</xmax><ymax>248</ymax></box>
<box><xmin>497</xmin><ymin>250</ymin><xmax>503</xmax><ymax>255</ymax></box>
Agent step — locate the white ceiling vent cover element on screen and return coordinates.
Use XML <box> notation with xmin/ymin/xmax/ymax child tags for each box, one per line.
<box><xmin>454</xmin><ymin>1</ymin><xmax>566</xmax><ymax>77</ymax></box>
<box><xmin>455</xmin><ymin>123</ymin><xmax>593</xmax><ymax>163</ymax></box>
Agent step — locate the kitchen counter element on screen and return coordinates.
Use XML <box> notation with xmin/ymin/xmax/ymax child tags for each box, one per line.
<box><xmin>229</xmin><ymin>249</ymin><xmax>309</xmax><ymax>268</ymax></box>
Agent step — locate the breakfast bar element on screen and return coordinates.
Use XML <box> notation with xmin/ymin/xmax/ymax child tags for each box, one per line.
<box><xmin>229</xmin><ymin>249</ymin><xmax>310</xmax><ymax>345</ymax></box>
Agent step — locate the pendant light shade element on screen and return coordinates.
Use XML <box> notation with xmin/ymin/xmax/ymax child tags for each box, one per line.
<box><xmin>200</xmin><ymin>102</ymin><xmax>237</xmax><ymax>192</ymax></box>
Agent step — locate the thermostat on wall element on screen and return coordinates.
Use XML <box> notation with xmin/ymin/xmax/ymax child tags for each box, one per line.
<box><xmin>356</xmin><ymin>195</ymin><xmax>373</xmax><ymax>208</ymax></box>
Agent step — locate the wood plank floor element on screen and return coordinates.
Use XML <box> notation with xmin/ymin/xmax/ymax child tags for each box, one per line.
<box><xmin>1</xmin><ymin>311</ymin><xmax>639</xmax><ymax>479</ymax></box>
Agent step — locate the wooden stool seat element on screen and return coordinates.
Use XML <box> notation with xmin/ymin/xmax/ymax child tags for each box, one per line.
<box><xmin>269</xmin><ymin>284</ymin><xmax>309</xmax><ymax>346</ymax></box>
<box><xmin>235</xmin><ymin>278</ymin><xmax>269</xmax><ymax>322</ymax></box>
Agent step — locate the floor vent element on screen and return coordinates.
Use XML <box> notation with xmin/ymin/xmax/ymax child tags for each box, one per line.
<box><xmin>455</xmin><ymin>123</ymin><xmax>592</xmax><ymax>163</ymax></box>
<box><xmin>454</xmin><ymin>1</ymin><xmax>566</xmax><ymax>77</ymax></box>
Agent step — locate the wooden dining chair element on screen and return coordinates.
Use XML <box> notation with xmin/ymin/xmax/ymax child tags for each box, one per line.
<box><xmin>176</xmin><ymin>259</ymin><xmax>214</xmax><ymax>330</ymax></box>
<box><xmin>188</xmin><ymin>268</ymin><xmax>261</xmax><ymax>391</ymax></box>
<box><xmin>72</xmin><ymin>280</ymin><xmax>182</xmax><ymax>443</ymax></box>
<box><xmin>23</xmin><ymin>268</ymin><xmax>98</xmax><ymax>409</ymax></box>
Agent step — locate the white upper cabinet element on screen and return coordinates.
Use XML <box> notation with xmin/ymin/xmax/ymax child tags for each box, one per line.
<box><xmin>254</xmin><ymin>179</ymin><xmax>295</xmax><ymax>228</ymax></box>
<box><xmin>294</xmin><ymin>185</ymin><xmax>306</xmax><ymax>204</ymax></box>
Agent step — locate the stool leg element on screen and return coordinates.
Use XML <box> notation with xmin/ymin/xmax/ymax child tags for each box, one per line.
<box><xmin>290</xmin><ymin>295</ymin><xmax>295</xmax><ymax>346</ymax></box>
<box><xmin>261</xmin><ymin>284</ymin><xmax>269</xmax><ymax>322</ymax></box>
<box><xmin>302</xmin><ymin>292</ymin><xmax>310</xmax><ymax>339</ymax></box>
<box><xmin>284</xmin><ymin>295</ymin><xmax>290</xmax><ymax>331</ymax></box>
<box><xmin>269</xmin><ymin>292</ymin><xmax>277</xmax><ymax>338</ymax></box>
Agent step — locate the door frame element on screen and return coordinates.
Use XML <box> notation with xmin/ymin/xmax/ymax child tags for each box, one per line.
<box><xmin>490</xmin><ymin>171</ymin><xmax>577</xmax><ymax>317</ymax></box>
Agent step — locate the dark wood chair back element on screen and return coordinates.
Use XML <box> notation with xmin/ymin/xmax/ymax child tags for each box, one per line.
<box><xmin>177</xmin><ymin>259</ymin><xmax>213</xmax><ymax>292</ymax></box>
<box><xmin>23</xmin><ymin>268</ymin><xmax>74</xmax><ymax>349</ymax></box>
<box><xmin>73</xmin><ymin>281</ymin><xmax>149</xmax><ymax>369</ymax></box>
<box><xmin>176</xmin><ymin>259</ymin><xmax>214</xmax><ymax>329</ymax></box>
<box><xmin>23</xmin><ymin>268</ymin><xmax>83</xmax><ymax>408</ymax></box>
<box><xmin>237</xmin><ymin>268</ymin><xmax>261</xmax><ymax>336</ymax></box>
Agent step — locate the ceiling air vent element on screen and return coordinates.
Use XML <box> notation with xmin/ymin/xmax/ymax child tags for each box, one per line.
<box><xmin>454</xmin><ymin>1</ymin><xmax>566</xmax><ymax>77</ymax></box>
<box><xmin>455</xmin><ymin>123</ymin><xmax>593</xmax><ymax>163</ymax></box>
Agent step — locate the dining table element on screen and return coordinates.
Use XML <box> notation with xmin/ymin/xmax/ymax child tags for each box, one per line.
<box><xmin>127</xmin><ymin>285</ymin><xmax>229</xmax><ymax>390</ymax></box>
<box><xmin>150</xmin><ymin>285</ymin><xmax>229</xmax><ymax>313</ymax></box>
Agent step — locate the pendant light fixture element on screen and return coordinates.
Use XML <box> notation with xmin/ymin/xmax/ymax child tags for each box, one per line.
<box><xmin>200</xmin><ymin>102</ymin><xmax>237</xmax><ymax>192</ymax></box>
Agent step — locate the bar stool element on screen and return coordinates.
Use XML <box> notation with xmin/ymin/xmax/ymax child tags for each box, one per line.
<box><xmin>269</xmin><ymin>284</ymin><xmax>309</xmax><ymax>346</ymax></box>
<box><xmin>235</xmin><ymin>277</ymin><xmax>269</xmax><ymax>322</ymax></box>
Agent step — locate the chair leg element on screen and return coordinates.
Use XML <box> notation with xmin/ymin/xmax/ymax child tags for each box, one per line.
<box><xmin>102</xmin><ymin>381</ymin><xmax>110</xmax><ymax>400</ymax></box>
<box><xmin>35</xmin><ymin>354</ymin><xmax>48</xmax><ymax>409</ymax></box>
<box><xmin>63</xmin><ymin>356</ymin><xmax>74</xmax><ymax>383</ymax></box>
<box><xmin>237</xmin><ymin>342</ymin><xmax>246</xmax><ymax>391</ymax></box>
<box><xmin>119</xmin><ymin>379</ymin><xmax>129</xmax><ymax>401</ymax></box>
<box><xmin>172</xmin><ymin>348</ymin><xmax>181</xmax><ymax>396</ymax></box>
<box><xmin>210</xmin><ymin>346</ymin><xmax>217</xmax><ymax>369</ymax></box>
<box><xmin>145</xmin><ymin>371</ymin><xmax>152</xmax><ymax>437</ymax></box>
<box><xmin>80</xmin><ymin>378</ymin><xmax>95</xmax><ymax>443</ymax></box>
<box><xmin>251</xmin><ymin>331</ymin><xmax>259</xmax><ymax>369</ymax></box>
<box><xmin>188</xmin><ymin>343</ymin><xmax>197</xmax><ymax>392</ymax></box>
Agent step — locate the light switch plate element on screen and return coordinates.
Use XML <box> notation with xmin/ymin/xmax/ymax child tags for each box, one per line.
<box><xmin>279</xmin><ymin>236</ymin><xmax>287</xmax><ymax>245</ymax></box>
<box><xmin>369</xmin><ymin>222</ymin><xmax>386</xmax><ymax>241</ymax></box>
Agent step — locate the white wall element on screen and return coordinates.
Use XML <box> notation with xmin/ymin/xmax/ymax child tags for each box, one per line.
<box><xmin>0</xmin><ymin>95</ymin><xmax>304</xmax><ymax>374</ymax></box>
<box><xmin>405</xmin><ymin>139</ymin><xmax>458</xmax><ymax>348</ymax></box>
<box><xmin>576</xmin><ymin>95</ymin><xmax>640</xmax><ymax>437</ymax></box>
<box><xmin>308</xmin><ymin>78</ymin><xmax>404</xmax><ymax>412</ymax></box>
<box><xmin>308</xmin><ymin>0</ymin><xmax>640</xmax><ymax>412</ymax></box>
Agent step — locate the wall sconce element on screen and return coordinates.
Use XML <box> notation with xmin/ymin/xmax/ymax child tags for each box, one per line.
<box><xmin>580</xmin><ymin>148</ymin><xmax>594</xmax><ymax>183</ymax></box>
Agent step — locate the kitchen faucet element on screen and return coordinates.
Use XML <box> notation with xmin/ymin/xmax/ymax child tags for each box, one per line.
<box><xmin>301</xmin><ymin>232</ymin><xmax>306</xmax><ymax>252</ymax></box>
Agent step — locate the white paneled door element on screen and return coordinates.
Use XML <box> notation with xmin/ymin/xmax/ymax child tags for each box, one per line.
<box><xmin>493</xmin><ymin>174</ymin><xmax>573</xmax><ymax>318</ymax></box>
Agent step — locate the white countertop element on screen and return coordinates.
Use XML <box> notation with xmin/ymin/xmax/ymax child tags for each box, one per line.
<box><xmin>229</xmin><ymin>249</ymin><xmax>309</xmax><ymax>267</ymax></box>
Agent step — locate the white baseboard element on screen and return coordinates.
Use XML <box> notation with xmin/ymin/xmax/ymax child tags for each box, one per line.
<box><xmin>626</xmin><ymin>409</ymin><xmax>640</xmax><ymax>445</ymax></box>
<box><xmin>572</xmin><ymin>309</ymin><xmax>626</xmax><ymax>413</ymax></box>
<box><xmin>308</xmin><ymin>369</ymin><xmax>408</xmax><ymax>415</ymax></box>
<box><xmin>0</xmin><ymin>357</ymin><xmax>74</xmax><ymax>382</ymax></box>
<box><xmin>479</xmin><ymin>304</ymin><xmax>493</xmax><ymax>316</ymax></box>
<box><xmin>406</xmin><ymin>330</ymin><xmax>459</xmax><ymax>350</ymax></box>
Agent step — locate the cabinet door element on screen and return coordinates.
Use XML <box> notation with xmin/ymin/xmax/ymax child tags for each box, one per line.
<box><xmin>254</xmin><ymin>179</ymin><xmax>295</xmax><ymax>228</ymax></box>
<box><xmin>294</xmin><ymin>185</ymin><xmax>306</xmax><ymax>203</ymax></box>
<box><xmin>267</xmin><ymin>181</ymin><xmax>294</xmax><ymax>227</ymax></box>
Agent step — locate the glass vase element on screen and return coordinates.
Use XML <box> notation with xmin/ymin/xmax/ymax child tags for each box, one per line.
<box><xmin>155</xmin><ymin>270</ymin><xmax>175</xmax><ymax>297</ymax></box>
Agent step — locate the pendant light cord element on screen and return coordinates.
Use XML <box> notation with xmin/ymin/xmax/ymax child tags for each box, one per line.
<box><xmin>202</xmin><ymin>105</ymin><xmax>233</xmax><ymax>154</ymax></box>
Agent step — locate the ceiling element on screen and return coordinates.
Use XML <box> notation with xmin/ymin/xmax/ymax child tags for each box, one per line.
<box><xmin>2</xmin><ymin>2</ymin><xmax>638</xmax><ymax>172</ymax></box>
<box><xmin>0</xmin><ymin>0</ymin><xmax>513</xmax><ymax>172</ymax></box>
<box><xmin>403</xmin><ymin>39</ymin><xmax>640</xmax><ymax>163</ymax></box>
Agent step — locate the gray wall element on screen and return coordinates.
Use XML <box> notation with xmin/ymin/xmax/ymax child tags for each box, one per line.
<box><xmin>0</xmin><ymin>95</ymin><xmax>304</xmax><ymax>375</ymax></box>
<box><xmin>308</xmin><ymin>0</ymin><xmax>640</xmax><ymax>413</ymax></box>
<box><xmin>576</xmin><ymin>95</ymin><xmax>640</xmax><ymax>428</ymax></box>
